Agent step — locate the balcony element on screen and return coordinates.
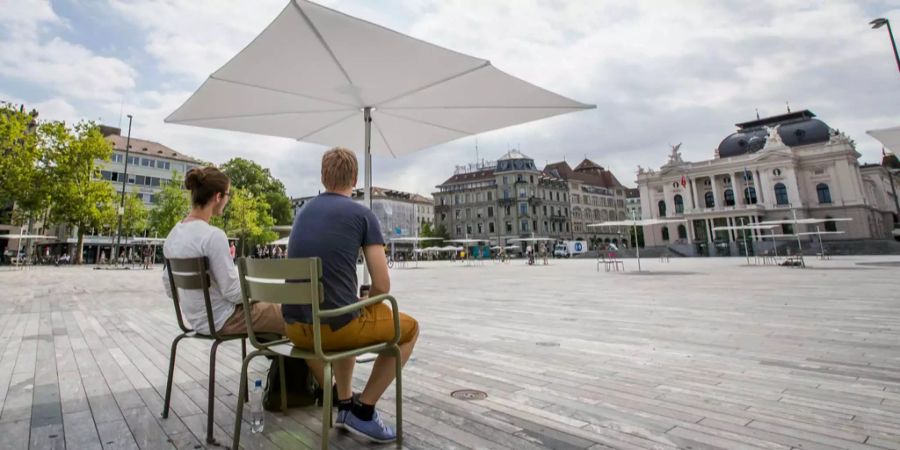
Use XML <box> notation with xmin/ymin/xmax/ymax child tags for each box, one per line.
<box><xmin>550</xmin><ymin>214</ymin><xmax>567</xmax><ymax>222</ymax></box>
<box><xmin>498</xmin><ymin>197</ymin><xmax>515</xmax><ymax>206</ymax></box>
<box><xmin>435</xmin><ymin>204</ymin><xmax>451</xmax><ymax>213</ymax></box>
<box><xmin>528</xmin><ymin>196</ymin><xmax>543</xmax><ymax>207</ymax></box>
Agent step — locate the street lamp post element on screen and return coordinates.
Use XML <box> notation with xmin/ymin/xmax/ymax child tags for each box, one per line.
<box><xmin>870</xmin><ymin>18</ymin><xmax>900</xmax><ymax>75</ymax></box>
<box><xmin>113</xmin><ymin>115</ymin><xmax>133</xmax><ymax>266</ymax></box>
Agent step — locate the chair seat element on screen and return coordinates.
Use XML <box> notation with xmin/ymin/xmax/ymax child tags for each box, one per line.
<box><xmin>266</xmin><ymin>341</ymin><xmax>393</xmax><ymax>361</ymax></box>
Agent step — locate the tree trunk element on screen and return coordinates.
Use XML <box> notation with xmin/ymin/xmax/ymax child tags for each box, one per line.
<box><xmin>75</xmin><ymin>229</ymin><xmax>85</xmax><ymax>265</ymax></box>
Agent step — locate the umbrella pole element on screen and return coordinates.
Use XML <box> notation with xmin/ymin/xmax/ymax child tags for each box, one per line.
<box><xmin>363</xmin><ymin>107</ymin><xmax>373</xmax><ymax>285</ymax></box>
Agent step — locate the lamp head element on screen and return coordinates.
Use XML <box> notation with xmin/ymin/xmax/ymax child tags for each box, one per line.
<box><xmin>870</xmin><ymin>18</ymin><xmax>889</xmax><ymax>29</ymax></box>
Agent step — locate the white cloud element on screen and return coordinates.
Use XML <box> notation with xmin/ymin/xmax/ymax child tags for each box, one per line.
<box><xmin>6</xmin><ymin>0</ymin><xmax>900</xmax><ymax>198</ymax></box>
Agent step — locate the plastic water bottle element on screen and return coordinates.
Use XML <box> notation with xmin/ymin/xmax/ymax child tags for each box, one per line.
<box><xmin>250</xmin><ymin>379</ymin><xmax>264</xmax><ymax>433</ymax></box>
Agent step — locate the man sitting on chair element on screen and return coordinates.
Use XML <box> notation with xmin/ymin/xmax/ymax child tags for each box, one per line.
<box><xmin>286</xmin><ymin>147</ymin><xmax>419</xmax><ymax>443</ymax></box>
<box><xmin>162</xmin><ymin>166</ymin><xmax>285</xmax><ymax>336</ymax></box>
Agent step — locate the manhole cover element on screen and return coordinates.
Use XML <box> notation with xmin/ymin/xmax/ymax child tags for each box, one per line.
<box><xmin>536</xmin><ymin>341</ymin><xmax>560</xmax><ymax>347</ymax></box>
<box><xmin>451</xmin><ymin>389</ymin><xmax>487</xmax><ymax>400</ymax></box>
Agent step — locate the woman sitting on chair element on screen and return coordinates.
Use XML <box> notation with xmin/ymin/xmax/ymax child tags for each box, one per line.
<box><xmin>161</xmin><ymin>166</ymin><xmax>285</xmax><ymax>337</ymax></box>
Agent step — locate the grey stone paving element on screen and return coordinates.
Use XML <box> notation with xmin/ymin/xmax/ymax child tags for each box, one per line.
<box><xmin>1</xmin><ymin>256</ymin><xmax>899</xmax><ymax>449</ymax></box>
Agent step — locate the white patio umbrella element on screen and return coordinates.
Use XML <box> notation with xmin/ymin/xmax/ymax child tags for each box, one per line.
<box><xmin>165</xmin><ymin>0</ymin><xmax>593</xmax><ymax>282</ymax></box>
<box><xmin>587</xmin><ymin>217</ymin><xmax>687</xmax><ymax>272</ymax></box>
<box><xmin>868</xmin><ymin>126</ymin><xmax>900</xmax><ymax>153</ymax></box>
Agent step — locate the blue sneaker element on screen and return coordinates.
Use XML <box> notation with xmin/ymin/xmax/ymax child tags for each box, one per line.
<box><xmin>343</xmin><ymin>409</ymin><xmax>396</xmax><ymax>443</ymax></box>
<box><xmin>334</xmin><ymin>409</ymin><xmax>348</xmax><ymax>430</ymax></box>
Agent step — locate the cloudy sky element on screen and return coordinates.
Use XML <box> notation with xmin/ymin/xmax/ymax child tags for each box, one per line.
<box><xmin>3</xmin><ymin>0</ymin><xmax>899</xmax><ymax>198</ymax></box>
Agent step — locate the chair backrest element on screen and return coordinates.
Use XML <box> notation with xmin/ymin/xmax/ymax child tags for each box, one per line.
<box><xmin>237</xmin><ymin>257</ymin><xmax>323</xmax><ymax>347</ymax></box>
<box><xmin>165</xmin><ymin>257</ymin><xmax>218</xmax><ymax>337</ymax></box>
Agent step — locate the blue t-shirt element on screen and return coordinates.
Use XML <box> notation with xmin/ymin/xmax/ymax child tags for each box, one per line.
<box><xmin>284</xmin><ymin>192</ymin><xmax>384</xmax><ymax>329</ymax></box>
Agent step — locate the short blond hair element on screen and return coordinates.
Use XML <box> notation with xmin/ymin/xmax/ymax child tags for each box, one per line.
<box><xmin>321</xmin><ymin>147</ymin><xmax>358</xmax><ymax>191</ymax></box>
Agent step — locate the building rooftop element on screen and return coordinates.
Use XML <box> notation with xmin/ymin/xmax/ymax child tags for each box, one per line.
<box><xmin>544</xmin><ymin>160</ymin><xmax>625</xmax><ymax>191</ymax></box>
<box><xmin>351</xmin><ymin>186</ymin><xmax>433</xmax><ymax>204</ymax></box>
<box><xmin>100</xmin><ymin>125</ymin><xmax>204</xmax><ymax>165</ymax></box>
<box><xmin>735</xmin><ymin>110</ymin><xmax>817</xmax><ymax>130</ymax></box>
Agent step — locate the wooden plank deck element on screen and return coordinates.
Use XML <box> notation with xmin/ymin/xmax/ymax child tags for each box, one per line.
<box><xmin>1</xmin><ymin>256</ymin><xmax>899</xmax><ymax>449</ymax></box>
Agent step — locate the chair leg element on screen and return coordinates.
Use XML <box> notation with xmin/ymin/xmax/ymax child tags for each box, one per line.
<box><xmin>321</xmin><ymin>362</ymin><xmax>332</xmax><ymax>450</ymax></box>
<box><xmin>278</xmin><ymin>355</ymin><xmax>287</xmax><ymax>415</ymax></box>
<box><xmin>241</xmin><ymin>339</ymin><xmax>248</xmax><ymax>403</ymax></box>
<box><xmin>233</xmin><ymin>351</ymin><xmax>260</xmax><ymax>450</ymax></box>
<box><xmin>207</xmin><ymin>339</ymin><xmax>223</xmax><ymax>445</ymax></box>
<box><xmin>393</xmin><ymin>345</ymin><xmax>403</xmax><ymax>449</ymax></box>
<box><xmin>161</xmin><ymin>334</ymin><xmax>186</xmax><ymax>419</ymax></box>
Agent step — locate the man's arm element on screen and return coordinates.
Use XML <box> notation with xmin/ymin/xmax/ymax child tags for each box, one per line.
<box><xmin>362</xmin><ymin>244</ymin><xmax>390</xmax><ymax>297</ymax></box>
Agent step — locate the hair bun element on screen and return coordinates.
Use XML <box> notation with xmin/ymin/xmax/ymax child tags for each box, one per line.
<box><xmin>184</xmin><ymin>168</ymin><xmax>204</xmax><ymax>190</ymax></box>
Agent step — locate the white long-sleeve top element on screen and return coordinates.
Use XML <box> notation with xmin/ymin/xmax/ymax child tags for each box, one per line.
<box><xmin>162</xmin><ymin>220</ymin><xmax>242</xmax><ymax>334</ymax></box>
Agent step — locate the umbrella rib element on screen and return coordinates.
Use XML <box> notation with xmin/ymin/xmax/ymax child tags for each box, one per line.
<box><xmin>171</xmin><ymin>109</ymin><xmax>358</xmax><ymax>123</ymax></box>
<box><xmin>374</xmin><ymin>61</ymin><xmax>490</xmax><ymax>106</ymax></box>
<box><xmin>370</xmin><ymin>120</ymin><xmax>397</xmax><ymax>158</ymax></box>
<box><xmin>293</xmin><ymin>1</ymin><xmax>362</xmax><ymax>104</ymax></box>
<box><xmin>295</xmin><ymin>111</ymin><xmax>359</xmax><ymax>141</ymax></box>
<box><xmin>378</xmin><ymin>110</ymin><xmax>472</xmax><ymax>135</ymax></box>
<box><xmin>209</xmin><ymin>76</ymin><xmax>358</xmax><ymax>109</ymax></box>
<box><xmin>384</xmin><ymin>105</ymin><xmax>596</xmax><ymax>110</ymax></box>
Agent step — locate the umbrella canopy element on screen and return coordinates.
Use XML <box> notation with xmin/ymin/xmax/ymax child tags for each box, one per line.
<box><xmin>867</xmin><ymin>126</ymin><xmax>900</xmax><ymax>153</ymax></box>
<box><xmin>166</xmin><ymin>0</ymin><xmax>593</xmax><ymax>158</ymax></box>
<box><xmin>508</xmin><ymin>237</ymin><xmax>555</xmax><ymax>242</ymax></box>
<box><xmin>0</xmin><ymin>234</ymin><xmax>57</xmax><ymax>240</ymax></box>
<box><xmin>270</xmin><ymin>237</ymin><xmax>290</xmax><ymax>245</ymax></box>
<box><xmin>388</xmin><ymin>237</ymin><xmax>443</xmax><ymax>243</ymax></box>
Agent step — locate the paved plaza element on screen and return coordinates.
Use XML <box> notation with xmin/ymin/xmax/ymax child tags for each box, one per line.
<box><xmin>1</xmin><ymin>256</ymin><xmax>899</xmax><ymax>449</ymax></box>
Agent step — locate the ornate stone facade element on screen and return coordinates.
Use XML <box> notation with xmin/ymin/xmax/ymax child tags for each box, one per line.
<box><xmin>637</xmin><ymin>110</ymin><xmax>900</xmax><ymax>255</ymax></box>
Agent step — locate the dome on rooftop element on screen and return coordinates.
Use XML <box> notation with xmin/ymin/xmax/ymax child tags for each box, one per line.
<box><xmin>495</xmin><ymin>149</ymin><xmax>537</xmax><ymax>172</ymax></box>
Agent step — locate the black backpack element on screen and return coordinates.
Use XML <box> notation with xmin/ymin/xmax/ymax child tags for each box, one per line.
<box><xmin>262</xmin><ymin>357</ymin><xmax>317</xmax><ymax>410</ymax></box>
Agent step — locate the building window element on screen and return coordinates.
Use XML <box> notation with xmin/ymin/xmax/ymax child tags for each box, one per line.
<box><xmin>456</xmin><ymin>225</ymin><xmax>462</xmax><ymax>235</ymax></box>
<box><xmin>455</xmin><ymin>210</ymin><xmax>461</xmax><ymax>219</ymax></box>
<box><xmin>824</xmin><ymin>216</ymin><xmax>837</xmax><ymax>232</ymax></box>
<box><xmin>705</xmin><ymin>191</ymin><xmax>715</xmax><ymax>208</ymax></box>
<box><xmin>658</xmin><ymin>200</ymin><xmax>666</xmax><ymax>217</ymax></box>
<box><xmin>677</xmin><ymin>224</ymin><xmax>687</xmax><ymax>240</ymax></box>
<box><xmin>487</xmin><ymin>207</ymin><xmax>494</xmax><ymax>218</ymax></box>
<box><xmin>661</xmin><ymin>227</ymin><xmax>669</xmax><ymax>241</ymax></box>
<box><xmin>773</xmin><ymin>168</ymin><xmax>782</xmax><ymax>176</ymax></box>
<box><xmin>674</xmin><ymin>195</ymin><xmax>684</xmax><ymax>214</ymax></box>
<box><xmin>466</xmin><ymin>208</ymin><xmax>471</xmax><ymax>219</ymax></box>
<box><xmin>503</xmin><ymin>189</ymin><xmax>509</xmax><ymax>199</ymax></box>
<box><xmin>521</xmin><ymin>220</ymin><xmax>529</xmax><ymax>232</ymax></box>
<box><xmin>782</xmin><ymin>221</ymin><xmax>793</xmax><ymax>234</ymax></box>
<box><xmin>544</xmin><ymin>221</ymin><xmax>549</xmax><ymax>231</ymax></box>
<box><xmin>519</xmin><ymin>202</ymin><xmax>528</xmax><ymax>215</ymax></box>
<box><xmin>816</xmin><ymin>183</ymin><xmax>832</xmax><ymax>204</ymax></box>
<box><xmin>503</xmin><ymin>176</ymin><xmax>508</xmax><ymax>185</ymax></box>
<box><xmin>466</xmin><ymin>225</ymin><xmax>472</xmax><ymax>234</ymax></box>
<box><xmin>489</xmin><ymin>222</ymin><xmax>495</xmax><ymax>233</ymax></box>
<box><xmin>487</xmin><ymin>191</ymin><xmax>493</xmax><ymax>201</ymax></box>
<box><xmin>774</xmin><ymin>183</ymin><xmax>789</xmax><ymax>205</ymax></box>
<box><xmin>572</xmin><ymin>194</ymin><xmax>580</xmax><ymax>204</ymax></box>
<box><xmin>477</xmin><ymin>223</ymin><xmax>483</xmax><ymax>234</ymax></box>
<box><xmin>724</xmin><ymin>189</ymin><xmax>735</xmax><ymax>206</ymax></box>
<box><xmin>505</xmin><ymin>222</ymin><xmax>512</xmax><ymax>233</ymax></box>
<box><xmin>744</xmin><ymin>187</ymin><xmax>757</xmax><ymax>204</ymax></box>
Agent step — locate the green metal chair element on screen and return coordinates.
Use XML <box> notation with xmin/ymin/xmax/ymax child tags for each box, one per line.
<box><xmin>232</xmin><ymin>257</ymin><xmax>403</xmax><ymax>450</ymax></box>
<box><xmin>161</xmin><ymin>257</ymin><xmax>283</xmax><ymax>446</ymax></box>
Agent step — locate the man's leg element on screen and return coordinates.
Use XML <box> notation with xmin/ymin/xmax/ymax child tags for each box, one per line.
<box><xmin>358</xmin><ymin>330</ymin><xmax>418</xmax><ymax>405</ymax></box>
<box><xmin>306</xmin><ymin>357</ymin><xmax>355</xmax><ymax>400</ymax></box>
<box><xmin>359</xmin><ymin>309</ymin><xmax>419</xmax><ymax>405</ymax></box>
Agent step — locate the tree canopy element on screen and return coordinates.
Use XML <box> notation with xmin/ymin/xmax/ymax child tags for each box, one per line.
<box><xmin>220</xmin><ymin>158</ymin><xmax>292</xmax><ymax>224</ymax></box>
<box><xmin>43</xmin><ymin>121</ymin><xmax>117</xmax><ymax>263</ymax></box>
<box><xmin>149</xmin><ymin>172</ymin><xmax>190</xmax><ymax>237</ymax></box>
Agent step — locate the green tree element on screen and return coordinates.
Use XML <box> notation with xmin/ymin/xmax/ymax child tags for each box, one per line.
<box><xmin>149</xmin><ymin>172</ymin><xmax>190</xmax><ymax>237</ymax></box>
<box><xmin>431</xmin><ymin>223</ymin><xmax>451</xmax><ymax>241</ymax></box>
<box><xmin>220</xmin><ymin>158</ymin><xmax>292</xmax><ymax>224</ymax></box>
<box><xmin>219</xmin><ymin>187</ymin><xmax>277</xmax><ymax>256</ymax></box>
<box><xmin>121</xmin><ymin>193</ymin><xmax>150</xmax><ymax>237</ymax></box>
<box><xmin>0</xmin><ymin>103</ymin><xmax>48</xmax><ymax>225</ymax></box>
<box><xmin>44</xmin><ymin>121</ymin><xmax>116</xmax><ymax>264</ymax></box>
